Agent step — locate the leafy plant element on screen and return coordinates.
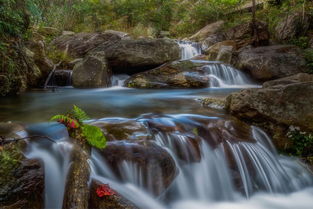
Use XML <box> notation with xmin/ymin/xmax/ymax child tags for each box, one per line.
<box><xmin>287</xmin><ymin>126</ymin><xmax>313</xmax><ymax>157</ymax></box>
<box><xmin>304</xmin><ymin>48</ymin><xmax>313</xmax><ymax>73</ymax></box>
<box><xmin>51</xmin><ymin>105</ymin><xmax>106</xmax><ymax>149</ymax></box>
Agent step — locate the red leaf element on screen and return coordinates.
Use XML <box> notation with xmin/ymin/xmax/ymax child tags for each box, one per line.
<box><xmin>96</xmin><ymin>184</ymin><xmax>116</xmax><ymax>197</ymax></box>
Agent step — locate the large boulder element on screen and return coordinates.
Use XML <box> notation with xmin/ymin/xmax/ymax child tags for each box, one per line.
<box><xmin>226</xmin><ymin>74</ymin><xmax>313</xmax><ymax>149</ymax></box>
<box><xmin>51</xmin><ymin>30</ymin><xmax>130</xmax><ymax>58</ymax></box>
<box><xmin>189</xmin><ymin>21</ymin><xmax>224</xmax><ymax>42</ymax></box>
<box><xmin>235</xmin><ymin>45</ymin><xmax>307</xmax><ymax>81</ymax></box>
<box><xmin>124</xmin><ymin>60</ymin><xmax>210</xmax><ymax>88</ymax></box>
<box><xmin>98</xmin><ymin>140</ymin><xmax>177</xmax><ymax>195</ymax></box>
<box><xmin>224</xmin><ymin>21</ymin><xmax>270</xmax><ymax>48</ymax></box>
<box><xmin>92</xmin><ymin>38</ymin><xmax>181</xmax><ymax>74</ymax></box>
<box><xmin>275</xmin><ymin>12</ymin><xmax>311</xmax><ymax>41</ymax></box>
<box><xmin>72</xmin><ymin>52</ymin><xmax>112</xmax><ymax>88</ymax></box>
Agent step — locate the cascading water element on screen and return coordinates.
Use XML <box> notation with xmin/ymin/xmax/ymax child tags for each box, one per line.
<box><xmin>85</xmin><ymin>114</ymin><xmax>313</xmax><ymax>209</ymax></box>
<box><xmin>202</xmin><ymin>63</ymin><xmax>256</xmax><ymax>88</ymax></box>
<box><xmin>178</xmin><ymin>41</ymin><xmax>202</xmax><ymax>60</ymax></box>
<box><xmin>111</xmin><ymin>74</ymin><xmax>130</xmax><ymax>87</ymax></box>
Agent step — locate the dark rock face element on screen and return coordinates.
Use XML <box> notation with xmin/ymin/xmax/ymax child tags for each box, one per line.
<box><xmin>224</xmin><ymin>21</ymin><xmax>270</xmax><ymax>48</ymax></box>
<box><xmin>189</xmin><ymin>21</ymin><xmax>225</xmax><ymax>42</ymax></box>
<box><xmin>124</xmin><ymin>60</ymin><xmax>209</xmax><ymax>88</ymax></box>
<box><xmin>0</xmin><ymin>141</ymin><xmax>44</xmax><ymax>209</ymax></box>
<box><xmin>98</xmin><ymin>140</ymin><xmax>177</xmax><ymax>195</ymax></box>
<box><xmin>89</xmin><ymin>180</ymin><xmax>138</xmax><ymax>209</ymax></box>
<box><xmin>226</xmin><ymin>74</ymin><xmax>313</xmax><ymax>149</ymax></box>
<box><xmin>92</xmin><ymin>38</ymin><xmax>181</xmax><ymax>74</ymax></box>
<box><xmin>275</xmin><ymin>12</ymin><xmax>311</xmax><ymax>41</ymax></box>
<box><xmin>235</xmin><ymin>45</ymin><xmax>307</xmax><ymax>81</ymax></box>
<box><xmin>51</xmin><ymin>30</ymin><xmax>130</xmax><ymax>58</ymax></box>
<box><xmin>92</xmin><ymin>118</ymin><xmax>149</xmax><ymax>141</ymax></box>
<box><xmin>72</xmin><ymin>52</ymin><xmax>112</xmax><ymax>88</ymax></box>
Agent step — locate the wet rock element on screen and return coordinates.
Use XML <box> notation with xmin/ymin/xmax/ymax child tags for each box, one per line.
<box><xmin>0</xmin><ymin>140</ymin><xmax>44</xmax><ymax>209</ymax></box>
<box><xmin>89</xmin><ymin>180</ymin><xmax>138</xmax><ymax>209</ymax></box>
<box><xmin>275</xmin><ymin>12</ymin><xmax>311</xmax><ymax>41</ymax></box>
<box><xmin>62</xmin><ymin>141</ymin><xmax>90</xmax><ymax>209</ymax></box>
<box><xmin>224</xmin><ymin>21</ymin><xmax>270</xmax><ymax>48</ymax></box>
<box><xmin>52</xmin><ymin>30</ymin><xmax>130</xmax><ymax>58</ymax></box>
<box><xmin>201</xmin><ymin>33</ymin><xmax>226</xmax><ymax>50</ymax></box>
<box><xmin>72</xmin><ymin>52</ymin><xmax>112</xmax><ymax>88</ymax></box>
<box><xmin>51</xmin><ymin>70</ymin><xmax>73</xmax><ymax>86</ymax></box>
<box><xmin>205</xmin><ymin>40</ymin><xmax>236</xmax><ymax>64</ymax></box>
<box><xmin>98</xmin><ymin>140</ymin><xmax>177</xmax><ymax>195</ymax></box>
<box><xmin>92</xmin><ymin>118</ymin><xmax>149</xmax><ymax>141</ymax></box>
<box><xmin>124</xmin><ymin>60</ymin><xmax>209</xmax><ymax>88</ymax></box>
<box><xmin>92</xmin><ymin>38</ymin><xmax>180</xmax><ymax>74</ymax></box>
<box><xmin>226</xmin><ymin>76</ymin><xmax>313</xmax><ymax>149</ymax></box>
<box><xmin>189</xmin><ymin>21</ymin><xmax>224</xmax><ymax>42</ymax></box>
<box><xmin>235</xmin><ymin>45</ymin><xmax>307</xmax><ymax>81</ymax></box>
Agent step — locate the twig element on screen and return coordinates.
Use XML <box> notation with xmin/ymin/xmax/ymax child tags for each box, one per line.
<box><xmin>0</xmin><ymin>135</ymin><xmax>56</xmax><ymax>146</ymax></box>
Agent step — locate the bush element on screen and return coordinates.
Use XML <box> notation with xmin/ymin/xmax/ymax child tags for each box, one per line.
<box><xmin>304</xmin><ymin>48</ymin><xmax>313</xmax><ymax>73</ymax></box>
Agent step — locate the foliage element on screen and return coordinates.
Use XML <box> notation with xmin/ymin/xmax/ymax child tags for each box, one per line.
<box><xmin>51</xmin><ymin>105</ymin><xmax>106</xmax><ymax>149</ymax></box>
<box><xmin>287</xmin><ymin>126</ymin><xmax>313</xmax><ymax>157</ymax></box>
<box><xmin>290</xmin><ymin>36</ymin><xmax>309</xmax><ymax>49</ymax></box>
<box><xmin>304</xmin><ymin>48</ymin><xmax>313</xmax><ymax>73</ymax></box>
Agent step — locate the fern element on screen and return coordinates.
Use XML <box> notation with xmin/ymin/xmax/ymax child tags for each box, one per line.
<box><xmin>72</xmin><ymin>105</ymin><xmax>90</xmax><ymax>122</ymax></box>
<box><xmin>50</xmin><ymin>114</ymin><xmax>79</xmax><ymax>128</ymax></box>
<box><xmin>81</xmin><ymin>124</ymin><xmax>106</xmax><ymax>149</ymax></box>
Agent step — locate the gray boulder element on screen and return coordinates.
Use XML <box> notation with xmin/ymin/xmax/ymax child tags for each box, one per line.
<box><xmin>72</xmin><ymin>52</ymin><xmax>111</xmax><ymax>88</ymax></box>
<box><xmin>235</xmin><ymin>45</ymin><xmax>307</xmax><ymax>81</ymax></box>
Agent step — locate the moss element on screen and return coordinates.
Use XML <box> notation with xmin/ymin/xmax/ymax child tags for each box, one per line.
<box><xmin>0</xmin><ymin>141</ymin><xmax>24</xmax><ymax>193</ymax></box>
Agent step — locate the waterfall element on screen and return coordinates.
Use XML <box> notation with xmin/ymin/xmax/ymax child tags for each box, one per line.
<box><xmin>111</xmin><ymin>74</ymin><xmax>130</xmax><ymax>87</ymax></box>
<box><xmin>24</xmin><ymin>114</ymin><xmax>313</xmax><ymax>209</ymax></box>
<box><xmin>201</xmin><ymin>63</ymin><xmax>256</xmax><ymax>88</ymax></box>
<box><xmin>178</xmin><ymin>41</ymin><xmax>202</xmax><ymax>60</ymax></box>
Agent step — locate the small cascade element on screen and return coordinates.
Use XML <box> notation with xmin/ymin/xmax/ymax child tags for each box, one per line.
<box><xmin>111</xmin><ymin>74</ymin><xmax>130</xmax><ymax>87</ymax></box>
<box><xmin>23</xmin><ymin>114</ymin><xmax>313</xmax><ymax>209</ymax></box>
<box><xmin>201</xmin><ymin>63</ymin><xmax>256</xmax><ymax>88</ymax></box>
<box><xmin>178</xmin><ymin>41</ymin><xmax>202</xmax><ymax>60</ymax></box>
<box><xmin>45</xmin><ymin>69</ymin><xmax>73</xmax><ymax>88</ymax></box>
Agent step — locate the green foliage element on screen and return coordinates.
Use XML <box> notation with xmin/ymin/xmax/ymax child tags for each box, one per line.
<box><xmin>51</xmin><ymin>105</ymin><xmax>106</xmax><ymax>149</ymax></box>
<box><xmin>304</xmin><ymin>48</ymin><xmax>313</xmax><ymax>73</ymax></box>
<box><xmin>287</xmin><ymin>127</ymin><xmax>313</xmax><ymax>157</ymax></box>
<box><xmin>290</xmin><ymin>36</ymin><xmax>309</xmax><ymax>49</ymax></box>
<box><xmin>81</xmin><ymin>124</ymin><xmax>106</xmax><ymax>149</ymax></box>
<box><xmin>72</xmin><ymin>105</ymin><xmax>90</xmax><ymax>122</ymax></box>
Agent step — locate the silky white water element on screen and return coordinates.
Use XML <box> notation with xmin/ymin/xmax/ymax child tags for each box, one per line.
<box><xmin>179</xmin><ymin>41</ymin><xmax>202</xmax><ymax>60</ymax></box>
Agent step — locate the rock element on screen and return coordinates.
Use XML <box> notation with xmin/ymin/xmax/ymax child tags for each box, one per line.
<box><xmin>51</xmin><ymin>70</ymin><xmax>73</xmax><ymax>86</ymax></box>
<box><xmin>235</xmin><ymin>45</ymin><xmax>307</xmax><ymax>81</ymax></box>
<box><xmin>224</xmin><ymin>21</ymin><xmax>270</xmax><ymax>48</ymax></box>
<box><xmin>199</xmin><ymin>97</ymin><xmax>226</xmax><ymax>109</ymax></box>
<box><xmin>92</xmin><ymin>38</ymin><xmax>180</xmax><ymax>74</ymax></box>
<box><xmin>51</xmin><ymin>30</ymin><xmax>130</xmax><ymax>58</ymax></box>
<box><xmin>201</xmin><ymin>33</ymin><xmax>225</xmax><ymax>50</ymax></box>
<box><xmin>275</xmin><ymin>12</ymin><xmax>311</xmax><ymax>41</ymax></box>
<box><xmin>62</xmin><ymin>31</ymin><xmax>75</xmax><ymax>36</ymax></box>
<box><xmin>263</xmin><ymin>73</ymin><xmax>313</xmax><ymax>88</ymax></box>
<box><xmin>98</xmin><ymin>140</ymin><xmax>177</xmax><ymax>195</ymax></box>
<box><xmin>205</xmin><ymin>40</ymin><xmax>236</xmax><ymax>63</ymax></box>
<box><xmin>226</xmin><ymin>76</ymin><xmax>313</xmax><ymax>149</ymax></box>
<box><xmin>124</xmin><ymin>60</ymin><xmax>209</xmax><ymax>88</ymax></box>
<box><xmin>37</xmin><ymin>26</ymin><xmax>61</xmax><ymax>37</ymax></box>
<box><xmin>89</xmin><ymin>180</ymin><xmax>138</xmax><ymax>209</ymax></box>
<box><xmin>72</xmin><ymin>52</ymin><xmax>112</xmax><ymax>88</ymax></box>
<box><xmin>27</xmin><ymin>40</ymin><xmax>54</xmax><ymax>84</ymax></box>
<box><xmin>189</xmin><ymin>21</ymin><xmax>224</xmax><ymax>42</ymax></box>
<box><xmin>0</xmin><ymin>123</ymin><xmax>26</xmax><ymax>138</ymax></box>
<box><xmin>0</xmin><ymin>141</ymin><xmax>44</xmax><ymax>209</ymax></box>
<box><xmin>92</xmin><ymin>118</ymin><xmax>149</xmax><ymax>141</ymax></box>
<box><xmin>62</xmin><ymin>141</ymin><xmax>90</xmax><ymax>209</ymax></box>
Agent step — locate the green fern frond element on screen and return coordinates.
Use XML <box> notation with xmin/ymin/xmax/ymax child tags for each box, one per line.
<box><xmin>81</xmin><ymin>124</ymin><xmax>106</xmax><ymax>149</ymax></box>
<box><xmin>72</xmin><ymin>105</ymin><xmax>90</xmax><ymax>122</ymax></box>
<box><xmin>50</xmin><ymin>114</ymin><xmax>69</xmax><ymax>121</ymax></box>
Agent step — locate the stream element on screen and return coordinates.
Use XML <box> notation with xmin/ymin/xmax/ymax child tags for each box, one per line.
<box><xmin>1</xmin><ymin>42</ymin><xmax>313</xmax><ymax>209</ymax></box>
